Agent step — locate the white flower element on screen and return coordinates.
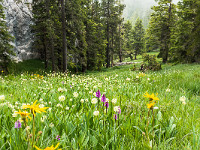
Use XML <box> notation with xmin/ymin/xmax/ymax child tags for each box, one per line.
<box><xmin>91</xmin><ymin>98</ymin><xmax>98</xmax><ymax>104</ymax></box>
<box><xmin>49</xmin><ymin>123</ymin><xmax>54</xmax><ymax>128</ymax></box>
<box><xmin>153</xmin><ymin>107</ymin><xmax>159</xmax><ymax>110</ymax></box>
<box><xmin>41</xmin><ymin>116</ymin><xmax>47</xmax><ymax>122</ymax></box>
<box><xmin>93</xmin><ymin>111</ymin><xmax>99</xmax><ymax>116</ymax></box>
<box><xmin>166</xmin><ymin>88</ymin><xmax>170</xmax><ymax>92</ymax></box>
<box><xmin>66</xmin><ymin>106</ymin><xmax>69</xmax><ymax>110</ymax></box>
<box><xmin>0</xmin><ymin>95</ymin><xmax>5</xmax><ymax>101</ymax></box>
<box><xmin>114</xmin><ymin>106</ymin><xmax>120</xmax><ymax>112</ymax></box>
<box><xmin>25</xmin><ymin>126</ymin><xmax>31</xmax><ymax>131</ymax></box>
<box><xmin>59</xmin><ymin>95</ymin><xmax>65</xmax><ymax>102</ymax></box>
<box><xmin>39</xmin><ymin>104</ymin><xmax>45</xmax><ymax>108</ymax></box>
<box><xmin>58</xmin><ymin>87</ymin><xmax>63</xmax><ymax>92</ymax></box>
<box><xmin>136</xmin><ymin>76</ymin><xmax>139</xmax><ymax>79</ymax></box>
<box><xmin>56</xmin><ymin>104</ymin><xmax>63</xmax><ymax>108</ymax></box>
<box><xmin>179</xmin><ymin>96</ymin><xmax>186</xmax><ymax>102</ymax></box>
<box><xmin>182</xmin><ymin>101</ymin><xmax>186</xmax><ymax>105</ymax></box>
<box><xmin>147</xmin><ymin>78</ymin><xmax>150</xmax><ymax>81</ymax></box>
<box><xmin>73</xmin><ymin>92</ymin><xmax>78</xmax><ymax>98</ymax></box>
<box><xmin>89</xmin><ymin>90</ymin><xmax>93</xmax><ymax>94</ymax></box>
<box><xmin>80</xmin><ymin>99</ymin><xmax>84</xmax><ymax>103</ymax></box>
<box><xmin>126</xmin><ymin>78</ymin><xmax>130</xmax><ymax>81</ymax></box>
<box><xmin>85</xmin><ymin>99</ymin><xmax>88</xmax><ymax>102</ymax></box>
<box><xmin>48</xmin><ymin>107</ymin><xmax>52</xmax><ymax>112</ymax></box>
<box><xmin>111</xmin><ymin>98</ymin><xmax>117</xmax><ymax>104</ymax></box>
<box><xmin>93</xmin><ymin>92</ymin><xmax>96</xmax><ymax>96</ymax></box>
<box><xmin>12</xmin><ymin>111</ymin><xmax>18</xmax><ymax>117</ymax></box>
<box><xmin>70</xmin><ymin>99</ymin><xmax>73</xmax><ymax>101</ymax></box>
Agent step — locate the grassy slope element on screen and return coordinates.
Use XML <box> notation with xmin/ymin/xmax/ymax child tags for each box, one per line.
<box><xmin>0</xmin><ymin>57</ymin><xmax>200</xmax><ymax>149</ymax></box>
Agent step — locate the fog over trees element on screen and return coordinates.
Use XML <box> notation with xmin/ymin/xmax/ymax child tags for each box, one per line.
<box><xmin>122</xmin><ymin>0</ymin><xmax>180</xmax><ymax>28</ymax></box>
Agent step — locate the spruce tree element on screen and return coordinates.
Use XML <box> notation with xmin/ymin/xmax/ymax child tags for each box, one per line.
<box><xmin>0</xmin><ymin>0</ymin><xmax>14</xmax><ymax>73</ymax></box>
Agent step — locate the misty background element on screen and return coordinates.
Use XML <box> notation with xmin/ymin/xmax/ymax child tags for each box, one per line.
<box><xmin>122</xmin><ymin>0</ymin><xmax>180</xmax><ymax>28</ymax></box>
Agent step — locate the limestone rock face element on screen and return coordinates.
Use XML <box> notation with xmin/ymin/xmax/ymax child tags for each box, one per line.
<box><xmin>3</xmin><ymin>0</ymin><xmax>40</xmax><ymax>62</ymax></box>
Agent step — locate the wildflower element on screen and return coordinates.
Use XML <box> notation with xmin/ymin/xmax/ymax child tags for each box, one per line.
<box><xmin>66</xmin><ymin>106</ymin><xmax>69</xmax><ymax>110</ymax></box>
<box><xmin>93</xmin><ymin>111</ymin><xmax>99</xmax><ymax>116</ymax></box>
<box><xmin>80</xmin><ymin>99</ymin><xmax>84</xmax><ymax>103</ymax></box>
<box><xmin>58</xmin><ymin>87</ymin><xmax>63</xmax><ymax>92</ymax></box>
<box><xmin>25</xmin><ymin>126</ymin><xmax>31</xmax><ymax>131</ymax></box>
<box><xmin>12</xmin><ymin>111</ymin><xmax>18</xmax><ymax>117</ymax></box>
<box><xmin>147</xmin><ymin>102</ymin><xmax>155</xmax><ymax>109</ymax></box>
<box><xmin>56</xmin><ymin>135</ymin><xmax>61</xmax><ymax>141</ymax></box>
<box><xmin>35</xmin><ymin>143</ymin><xmax>61</xmax><ymax>150</ymax></box>
<box><xmin>136</xmin><ymin>76</ymin><xmax>139</xmax><ymax>79</ymax></box>
<box><xmin>49</xmin><ymin>123</ymin><xmax>54</xmax><ymax>128</ymax></box>
<box><xmin>114</xmin><ymin>114</ymin><xmax>118</xmax><ymax>120</ymax></box>
<box><xmin>114</xmin><ymin>106</ymin><xmax>120</xmax><ymax>112</ymax></box>
<box><xmin>179</xmin><ymin>96</ymin><xmax>186</xmax><ymax>102</ymax></box>
<box><xmin>0</xmin><ymin>95</ymin><xmax>5</xmax><ymax>101</ymax></box>
<box><xmin>70</xmin><ymin>99</ymin><xmax>73</xmax><ymax>101</ymax></box>
<box><xmin>15</xmin><ymin>110</ymin><xmax>31</xmax><ymax>121</ymax></box>
<box><xmin>96</xmin><ymin>89</ymin><xmax>101</xmax><ymax>98</ymax></box>
<box><xmin>22</xmin><ymin>100</ymin><xmax>48</xmax><ymax>116</ymax></box>
<box><xmin>111</xmin><ymin>98</ymin><xmax>117</xmax><ymax>104</ymax></box>
<box><xmin>126</xmin><ymin>78</ymin><xmax>130</xmax><ymax>81</ymax></box>
<box><xmin>41</xmin><ymin>116</ymin><xmax>47</xmax><ymax>122</ymax></box>
<box><xmin>85</xmin><ymin>99</ymin><xmax>88</xmax><ymax>102</ymax></box>
<box><xmin>73</xmin><ymin>92</ymin><xmax>78</xmax><ymax>98</ymax></box>
<box><xmin>166</xmin><ymin>88</ymin><xmax>170</xmax><ymax>92</ymax></box>
<box><xmin>118</xmin><ymin>107</ymin><xmax>121</xmax><ymax>114</ymax></box>
<box><xmin>91</xmin><ymin>98</ymin><xmax>98</xmax><ymax>104</ymax></box>
<box><xmin>59</xmin><ymin>95</ymin><xmax>65</xmax><ymax>102</ymax></box>
<box><xmin>143</xmin><ymin>92</ymin><xmax>159</xmax><ymax>102</ymax></box>
<box><xmin>101</xmin><ymin>94</ymin><xmax>106</xmax><ymax>103</ymax></box>
<box><xmin>105</xmin><ymin>102</ymin><xmax>109</xmax><ymax>108</ymax></box>
<box><xmin>15</xmin><ymin>120</ymin><xmax>22</xmax><ymax>128</ymax></box>
<box><xmin>182</xmin><ymin>101</ymin><xmax>186</xmax><ymax>105</ymax></box>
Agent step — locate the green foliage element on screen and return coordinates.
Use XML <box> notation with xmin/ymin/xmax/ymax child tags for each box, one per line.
<box><xmin>0</xmin><ymin>64</ymin><xmax>200</xmax><ymax>149</ymax></box>
<box><xmin>142</xmin><ymin>53</ymin><xmax>161</xmax><ymax>71</ymax></box>
<box><xmin>132</xmin><ymin>18</ymin><xmax>145</xmax><ymax>60</ymax></box>
<box><xmin>0</xmin><ymin>0</ymin><xmax>14</xmax><ymax>73</ymax></box>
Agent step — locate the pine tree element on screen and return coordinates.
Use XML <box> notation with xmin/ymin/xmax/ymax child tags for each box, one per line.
<box><xmin>0</xmin><ymin>0</ymin><xmax>14</xmax><ymax>73</ymax></box>
<box><xmin>132</xmin><ymin>18</ymin><xmax>145</xmax><ymax>60</ymax></box>
<box><xmin>147</xmin><ymin>0</ymin><xmax>176</xmax><ymax>63</ymax></box>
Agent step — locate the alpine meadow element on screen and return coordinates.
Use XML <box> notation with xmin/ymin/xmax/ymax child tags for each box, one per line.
<box><xmin>0</xmin><ymin>0</ymin><xmax>200</xmax><ymax>149</ymax></box>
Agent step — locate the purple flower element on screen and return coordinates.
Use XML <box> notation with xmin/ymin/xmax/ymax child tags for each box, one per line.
<box><xmin>101</xmin><ymin>94</ymin><xmax>106</xmax><ymax>103</ymax></box>
<box><xmin>96</xmin><ymin>89</ymin><xmax>101</xmax><ymax>98</ymax></box>
<box><xmin>56</xmin><ymin>135</ymin><xmax>61</xmax><ymax>141</ymax></box>
<box><xmin>62</xmin><ymin>81</ymin><xmax>64</xmax><ymax>84</ymax></box>
<box><xmin>114</xmin><ymin>114</ymin><xmax>118</xmax><ymax>120</ymax></box>
<box><xmin>105</xmin><ymin>102</ymin><xmax>109</xmax><ymax>108</ymax></box>
<box><xmin>15</xmin><ymin>120</ymin><xmax>21</xmax><ymax>129</ymax></box>
<box><xmin>118</xmin><ymin>107</ymin><xmax>121</xmax><ymax>114</ymax></box>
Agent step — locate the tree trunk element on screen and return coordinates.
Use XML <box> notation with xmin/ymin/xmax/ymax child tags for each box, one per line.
<box><xmin>119</xmin><ymin>25</ymin><xmax>122</xmax><ymax>62</ymax></box>
<box><xmin>61</xmin><ymin>0</ymin><xmax>67</xmax><ymax>72</ymax></box>
<box><xmin>46</xmin><ymin>0</ymin><xmax>56</xmax><ymax>72</ymax></box>
<box><xmin>106</xmin><ymin>1</ymin><xmax>110</xmax><ymax>68</ymax></box>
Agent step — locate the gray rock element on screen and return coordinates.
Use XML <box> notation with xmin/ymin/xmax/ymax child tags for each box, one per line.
<box><xmin>3</xmin><ymin>0</ymin><xmax>40</xmax><ymax>62</ymax></box>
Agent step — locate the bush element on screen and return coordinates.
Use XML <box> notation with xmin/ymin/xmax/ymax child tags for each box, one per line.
<box><xmin>141</xmin><ymin>54</ymin><xmax>161</xmax><ymax>71</ymax></box>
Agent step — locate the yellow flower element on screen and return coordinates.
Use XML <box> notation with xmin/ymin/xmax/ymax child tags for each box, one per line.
<box><xmin>147</xmin><ymin>102</ymin><xmax>155</xmax><ymax>109</ymax></box>
<box><xmin>35</xmin><ymin>143</ymin><xmax>61</xmax><ymax>150</ymax></box>
<box><xmin>15</xmin><ymin>110</ymin><xmax>32</xmax><ymax>121</ymax></box>
<box><xmin>143</xmin><ymin>92</ymin><xmax>159</xmax><ymax>102</ymax></box>
<box><xmin>22</xmin><ymin>100</ymin><xmax>48</xmax><ymax>116</ymax></box>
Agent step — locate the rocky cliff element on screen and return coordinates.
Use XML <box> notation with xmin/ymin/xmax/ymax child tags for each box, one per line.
<box><xmin>3</xmin><ymin>0</ymin><xmax>39</xmax><ymax>62</ymax></box>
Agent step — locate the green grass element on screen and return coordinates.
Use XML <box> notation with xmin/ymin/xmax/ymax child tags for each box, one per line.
<box><xmin>0</xmin><ymin>61</ymin><xmax>200</xmax><ymax>149</ymax></box>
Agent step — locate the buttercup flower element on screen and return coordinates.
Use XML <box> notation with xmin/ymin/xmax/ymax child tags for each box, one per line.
<box><xmin>22</xmin><ymin>100</ymin><xmax>48</xmax><ymax>116</ymax></box>
<box><xmin>35</xmin><ymin>143</ymin><xmax>61</xmax><ymax>150</ymax></box>
<box><xmin>143</xmin><ymin>92</ymin><xmax>159</xmax><ymax>102</ymax></box>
